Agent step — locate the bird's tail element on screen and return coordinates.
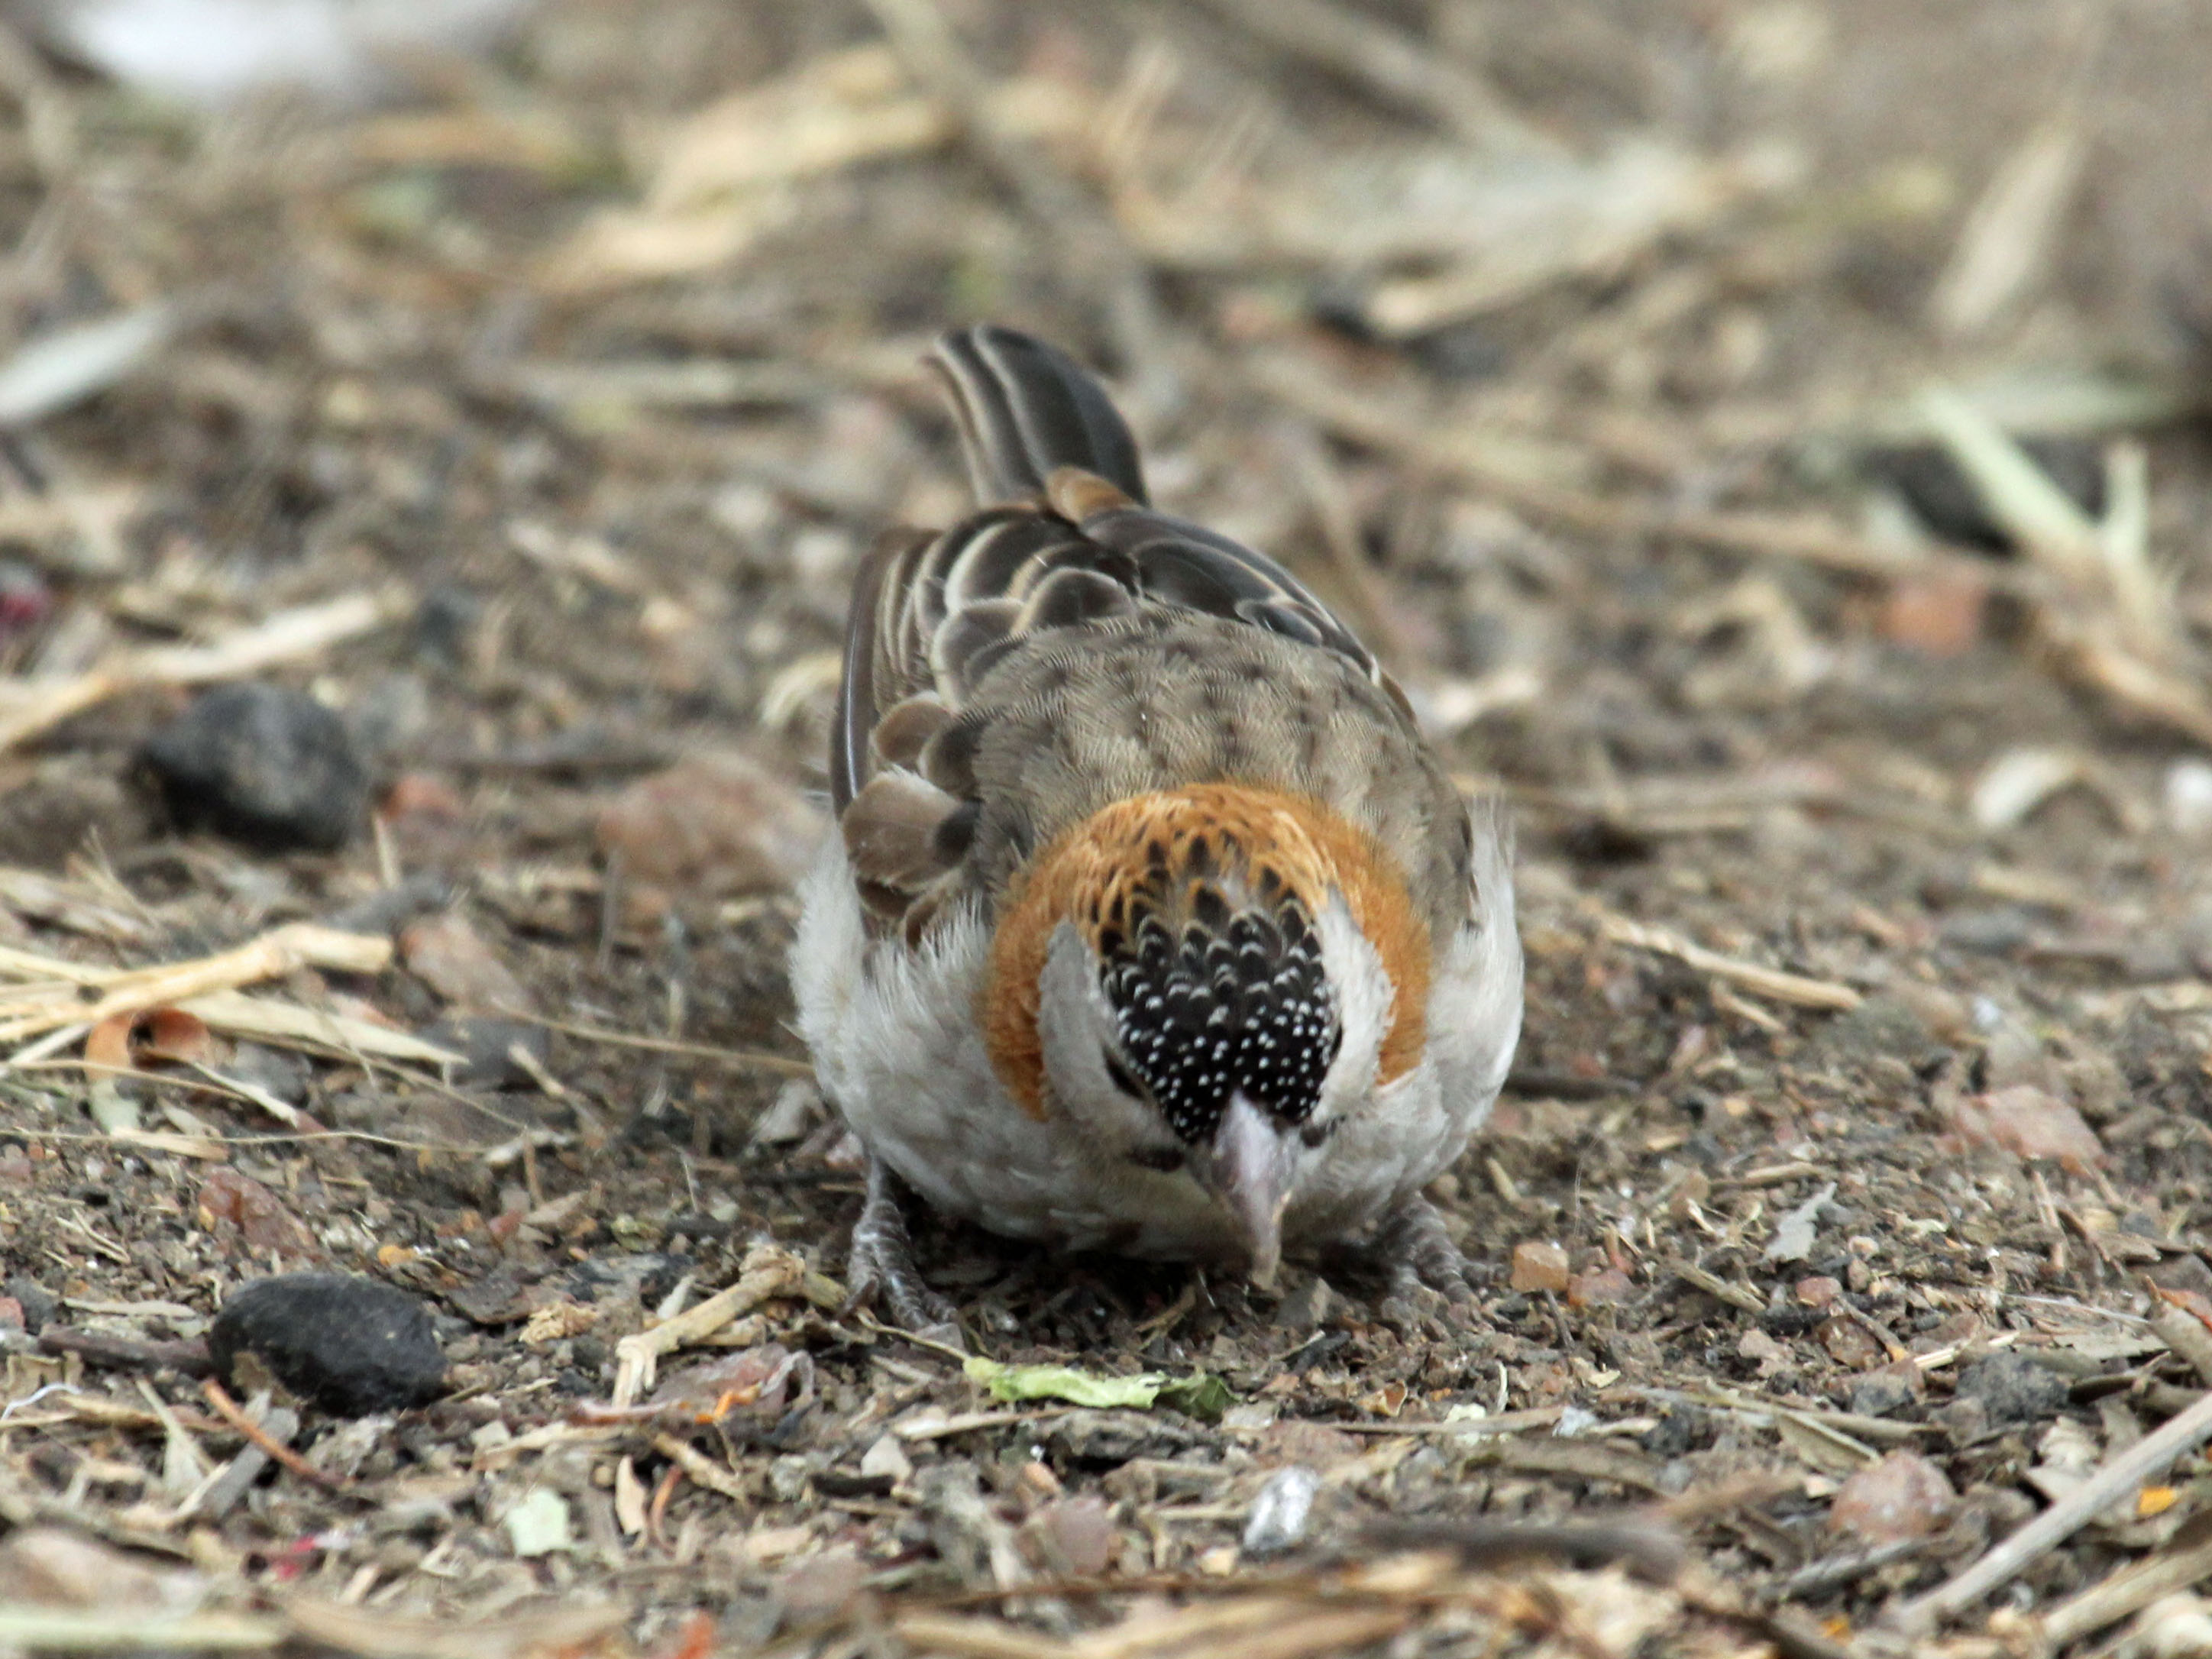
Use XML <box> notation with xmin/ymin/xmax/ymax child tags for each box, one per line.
<box><xmin>928</xmin><ymin>325</ymin><xmax>1148</xmax><ymax>507</ymax></box>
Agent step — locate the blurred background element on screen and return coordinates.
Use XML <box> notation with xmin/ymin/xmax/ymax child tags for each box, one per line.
<box><xmin>6</xmin><ymin>1</ymin><xmax>2212</xmax><ymax>1648</ymax></box>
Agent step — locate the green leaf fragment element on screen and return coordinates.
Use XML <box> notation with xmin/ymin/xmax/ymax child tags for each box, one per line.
<box><xmin>962</xmin><ymin>1357</ymin><xmax>1233</xmax><ymax>1419</ymax></box>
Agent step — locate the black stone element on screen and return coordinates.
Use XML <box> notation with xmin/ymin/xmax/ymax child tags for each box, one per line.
<box><xmin>141</xmin><ymin>682</ymin><xmax>370</xmax><ymax>852</ymax></box>
<box><xmin>417</xmin><ymin>1017</ymin><xmax>550</xmax><ymax>1091</ymax></box>
<box><xmin>209</xmin><ymin>1273</ymin><xmax>445</xmax><ymax>1417</ymax></box>
<box><xmin>3</xmin><ymin>1276</ymin><xmax>56</xmax><ymax>1335</ymax></box>
<box><xmin>1849</xmin><ymin>1371</ymin><xmax>1921</xmax><ymax>1418</ymax></box>
<box><xmin>1955</xmin><ymin>1351</ymin><xmax>2068</xmax><ymax>1426</ymax></box>
<box><xmin>1861</xmin><ymin>437</ymin><xmax>2105</xmax><ymax>554</ymax></box>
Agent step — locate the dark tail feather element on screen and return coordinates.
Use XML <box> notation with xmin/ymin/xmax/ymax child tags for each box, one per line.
<box><xmin>929</xmin><ymin>325</ymin><xmax>1148</xmax><ymax>507</ymax></box>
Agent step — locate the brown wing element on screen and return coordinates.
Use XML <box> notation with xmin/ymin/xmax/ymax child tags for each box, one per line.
<box><xmin>834</xmin><ymin>324</ymin><xmax>1389</xmax><ymax>931</ymax></box>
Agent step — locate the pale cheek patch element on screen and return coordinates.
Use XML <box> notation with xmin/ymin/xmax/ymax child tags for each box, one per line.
<box><xmin>1314</xmin><ymin>894</ymin><xmax>1392</xmax><ymax>1117</ymax></box>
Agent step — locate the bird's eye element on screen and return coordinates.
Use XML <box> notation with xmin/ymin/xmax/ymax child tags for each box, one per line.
<box><xmin>1129</xmin><ymin>1145</ymin><xmax>1185</xmax><ymax>1172</ymax></box>
<box><xmin>1298</xmin><ymin>1118</ymin><xmax>1337</xmax><ymax>1149</ymax></box>
<box><xmin>1104</xmin><ymin>1052</ymin><xmax>1146</xmax><ymax>1100</ymax></box>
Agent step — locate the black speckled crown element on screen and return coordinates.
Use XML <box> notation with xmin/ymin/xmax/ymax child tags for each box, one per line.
<box><xmin>1097</xmin><ymin>882</ymin><xmax>1341</xmax><ymax>1146</ymax></box>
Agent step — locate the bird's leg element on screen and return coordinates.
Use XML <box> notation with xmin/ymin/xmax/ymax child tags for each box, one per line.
<box><xmin>846</xmin><ymin>1156</ymin><xmax>962</xmax><ymax>1335</ymax></box>
<box><xmin>1322</xmin><ymin>1195</ymin><xmax>1473</xmax><ymax>1304</ymax></box>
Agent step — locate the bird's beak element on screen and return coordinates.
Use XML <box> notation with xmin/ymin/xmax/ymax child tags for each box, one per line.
<box><xmin>1202</xmin><ymin>1093</ymin><xmax>1296</xmax><ymax>1290</ymax></box>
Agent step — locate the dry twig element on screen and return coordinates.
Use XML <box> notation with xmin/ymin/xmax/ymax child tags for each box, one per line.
<box><xmin>859</xmin><ymin>0</ymin><xmax>1176</xmax><ymax>415</ymax></box>
<box><xmin>0</xmin><ymin>593</ymin><xmax>394</xmax><ymax>755</ymax></box>
<box><xmin>1595</xmin><ymin>912</ymin><xmax>1862</xmax><ymax>1012</ymax></box>
<box><xmin>612</xmin><ymin>1243</ymin><xmax>808</xmax><ymax>1406</ymax></box>
<box><xmin>1253</xmin><ymin>354</ymin><xmax>1961</xmax><ymax>585</ymax></box>
<box><xmin>1188</xmin><ymin>0</ymin><xmax>1550</xmax><ymax>155</ymax></box>
<box><xmin>200</xmin><ymin>1379</ymin><xmax>348</xmax><ymax>1493</ymax></box>
<box><xmin>1892</xmin><ymin>1386</ymin><xmax>2212</xmax><ymax>1633</ymax></box>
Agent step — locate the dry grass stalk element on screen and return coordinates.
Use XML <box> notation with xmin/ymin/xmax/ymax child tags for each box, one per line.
<box><xmin>1253</xmin><ymin>354</ymin><xmax>1948</xmax><ymax>584</ymax></box>
<box><xmin>0</xmin><ymin>922</ymin><xmax>392</xmax><ymax>1045</ymax></box>
<box><xmin>163</xmin><ymin>988</ymin><xmax>462</xmax><ymax>1067</ymax></box>
<box><xmin>2042</xmin><ymin>1534</ymin><xmax>2212</xmax><ymax>1648</ymax></box>
<box><xmin>1919</xmin><ymin>387</ymin><xmax>2212</xmax><ymax>748</ymax></box>
<box><xmin>1893</xmin><ymin>1386</ymin><xmax>2212</xmax><ymax>1634</ymax></box>
<box><xmin>611</xmin><ymin>1242</ymin><xmax>807</xmax><ymax>1405</ymax></box>
<box><xmin>859</xmin><ymin>0</ymin><xmax>1175</xmax><ymax>415</ymax></box>
<box><xmin>502</xmin><ymin>1012</ymin><xmax>812</xmax><ymax>1077</ymax></box>
<box><xmin>650</xmin><ymin>1432</ymin><xmax>752</xmax><ymax>1502</ymax></box>
<box><xmin>1187</xmin><ymin>0</ymin><xmax>1551</xmax><ymax>156</ymax></box>
<box><xmin>1928</xmin><ymin>118</ymin><xmax>2084</xmax><ymax>339</ymax></box>
<box><xmin>0</xmin><ymin>592</ymin><xmax>394</xmax><ymax>755</ymax></box>
<box><xmin>1365</xmin><ymin>142</ymin><xmax>1796</xmax><ymax>337</ymax></box>
<box><xmin>1595</xmin><ymin>912</ymin><xmax>1862</xmax><ymax>1012</ymax></box>
<box><xmin>278</xmin><ymin>1598</ymin><xmax>629</xmax><ymax>1659</ymax></box>
<box><xmin>0</xmin><ymin>1607</ymin><xmax>284</xmax><ymax>1651</ymax></box>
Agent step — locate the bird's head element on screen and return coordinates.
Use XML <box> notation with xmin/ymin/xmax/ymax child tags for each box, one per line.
<box><xmin>984</xmin><ymin>784</ymin><xmax>1431</xmax><ymax>1286</ymax></box>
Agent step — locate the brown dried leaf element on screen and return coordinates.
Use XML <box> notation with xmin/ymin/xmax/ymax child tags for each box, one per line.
<box><xmin>1949</xmin><ymin>1084</ymin><xmax>2107</xmax><ymax>1171</ymax></box>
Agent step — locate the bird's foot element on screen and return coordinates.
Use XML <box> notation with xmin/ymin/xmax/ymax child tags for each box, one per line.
<box><xmin>1321</xmin><ymin>1195</ymin><xmax>1473</xmax><ymax>1305</ymax></box>
<box><xmin>846</xmin><ymin>1156</ymin><xmax>963</xmax><ymax>1344</ymax></box>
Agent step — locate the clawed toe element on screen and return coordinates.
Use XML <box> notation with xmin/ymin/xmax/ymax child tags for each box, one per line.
<box><xmin>1323</xmin><ymin>1196</ymin><xmax>1473</xmax><ymax>1306</ymax></box>
<box><xmin>846</xmin><ymin>1157</ymin><xmax>962</xmax><ymax>1337</ymax></box>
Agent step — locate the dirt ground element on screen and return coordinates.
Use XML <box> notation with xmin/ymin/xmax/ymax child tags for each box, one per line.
<box><xmin>5</xmin><ymin>1</ymin><xmax>2212</xmax><ymax>1655</ymax></box>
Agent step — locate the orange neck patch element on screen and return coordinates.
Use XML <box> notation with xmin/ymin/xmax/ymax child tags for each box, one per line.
<box><xmin>981</xmin><ymin>784</ymin><xmax>1432</xmax><ymax>1120</ymax></box>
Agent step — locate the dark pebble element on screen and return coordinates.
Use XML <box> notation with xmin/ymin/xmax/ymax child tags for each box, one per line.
<box><xmin>1955</xmin><ymin>1351</ymin><xmax>2068</xmax><ymax>1425</ymax></box>
<box><xmin>141</xmin><ymin>683</ymin><xmax>370</xmax><ymax>852</ymax></box>
<box><xmin>224</xmin><ymin>1043</ymin><xmax>312</xmax><ymax>1106</ymax></box>
<box><xmin>1939</xmin><ymin>907</ymin><xmax>2035</xmax><ymax>956</ymax></box>
<box><xmin>1849</xmin><ymin>1371</ymin><xmax>1920</xmax><ymax>1418</ymax></box>
<box><xmin>1817</xmin><ymin>994</ymin><xmax>1936</xmax><ymax>1068</ymax></box>
<box><xmin>209</xmin><ymin>1273</ymin><xmax>446</xmax><ymax>1416</ymax></box>
<box><xmin>414</xmin><ymin>585</ymin><xmax>482</xmax><ymax>668</ymax></box>
<box><xmin>325</xmin><ymin>870</ymin><xmax>454</xmax><ymax>937</ymax></box>
<box><xmin>3</xmin><ymin>1276</ymin><xmax>57</xmax><ymax>1334</ymax></box>
<box><xmin>1639</xmin><ymin>1405</ymin><xmax>1712</xmax><ymax>1457</ymax></box>
<box><xmin>418</xmin><ymin>1016</ymin><xmax>550</xmax><ymax>1090</ymax></box>
<box><xmin>1862</xmin><ymin>437</ymin><xmax>2105</xmax><ymax>553</ymax></box>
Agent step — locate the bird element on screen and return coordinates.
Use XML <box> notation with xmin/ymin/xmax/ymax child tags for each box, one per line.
<box><xmin>790</xmin><ymin>324</ymin><xmax>1522</xmax><ymax>1331</ymax></box>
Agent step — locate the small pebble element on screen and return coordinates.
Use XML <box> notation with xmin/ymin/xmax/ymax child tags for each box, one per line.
<box><xmin>1956</xmin><ymin>1352</ymin><xmax>2068</xmax><ymax>1426</ymax></box>
<box><xmin>502</xmin><ymin>1486</ymin><xmax>572</xmax><ymax>1557</ymax></box>
<box><xmin>1567</xmin><ymin>1266</ymin><xmax>1632</xmax><ymax>1308</ymax></box>
<box><xmin>197</xmin><ymin>1167</ymin><xmax>319</xmax><ymax>1261</ymax></box>
<box><xmin>1243</xmin><ymin>1467</ymin><xmax>1320</xmax><ymax>1556</ymax></box>
<box><xmin>400</xmin><ymin>914</ymin><xmax>530</xmax><ymax>1011</ymax></box>
<box><xmin>209</xmin><ymin>1273</ymin><xmax>446</xmax><ymax>1416</ymax></box>
<box><xmin>1819</xmin><ymin>1315</ymin><xmax>1886</xmax><ymax>1370</ymax></box>
<box><xmin>417</xmin><ymin>1017</ymin><xmax>549</xmax><ymax>1090</ymax></box>
<box><xmin>1829</xmin><ymin>1450</ymin><xmax>1957</xmax><ymax>1544</ymax></box>
<box><xmin>1849</xmin><ymin>1364</ymin><xmax>1923</xmax><ymax>1418</ymax></box>
<box><xmin>1509</xmin><ymin>1240</ymin><xmax>1570</xmax><ymax>1294</ymax></box>
<box><xmin>1037</xmin><ymin>1496</ymin><xmax>1114</xmax><ymax>1577</ymax></box>
<box><xmin>3</xmin><ymin>1277</ymin><xmax>57</xmax><ymax>1334</ymax></box>
<box><xmin>859</xmin><ymin>1433</ymin><xmax>912</xmax><ymax>1485</ymax></box>
<box><xmin>775</xmin><ymin>1547</ymin><xmax>865</xmax><ymax>1625</ymax></box>
<box><xmin>1948</xmin><ymin>1085</ymin><xmax>2105</xmax><ymax>1172</ymax></box>
<box><xmin>2166</xmin><ymin>761</ymin><xmax>2212</xmax><ymax>836</ymax></box>
<box><xmin>140</xmin><ymin>682</ymin><xmax>369</xmax><ymax>852</ymax></box>
<box><xmin>596</xmin><ymin>751</ymin><xmax>823</xmax><ymax>922</ymax></box>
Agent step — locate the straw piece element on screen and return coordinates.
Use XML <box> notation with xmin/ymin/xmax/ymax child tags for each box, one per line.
<box><xmin>611</xmin><ymin>1243</ymin><xmax>807</xmax><ymax>1406</ymax></box>
<box><xmin>1892</xmin><ymin>1386</ymin><xmax>2212</xmax><ymax>1633</ymax></box>
<box><xmin>0</xmin><ymin>593</ymin><xmax>393</xmax><ymax>755</ymax></box>
<box><xmin>1596</xmin><ymin>912</ymin><xmax>1862</xmax><ymax>1012</ymax></box>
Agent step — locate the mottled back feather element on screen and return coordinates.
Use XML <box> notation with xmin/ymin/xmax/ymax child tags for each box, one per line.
<box><xmin>833</xmin><ymin>324</ymin><xmax>1455</xmax><ymax>943</ymax></box>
